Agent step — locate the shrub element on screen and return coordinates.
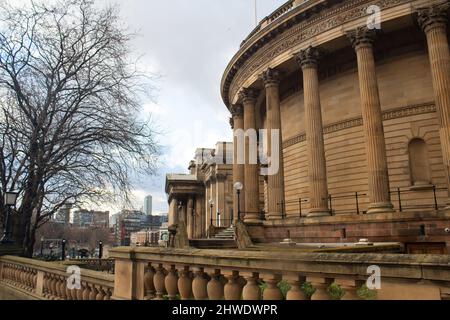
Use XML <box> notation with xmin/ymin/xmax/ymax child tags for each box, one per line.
<box><xmin>357</xmin><ymin>284</ymin><xmax>378</xmax><ymax>300</ymax></box>
<box><xmin>327</xmin><ymin>282</ymin><xmax>345</xmax><ymax>300</ymax></box>
<box><xmin>301</xmin><ymin>282</ymin><xmax>316</xmax><ymax>299</ymax></box>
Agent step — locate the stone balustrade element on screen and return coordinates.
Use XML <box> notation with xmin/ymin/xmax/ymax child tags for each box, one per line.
<box><xmin>0</xmin><ymin>255</ymin><xmax>114</xmax><ymax>300</ymax></box>
<box><xmin>109</xmin><ymin>247</ymin><xmax>450</xmax><ymax>300</ymax></box>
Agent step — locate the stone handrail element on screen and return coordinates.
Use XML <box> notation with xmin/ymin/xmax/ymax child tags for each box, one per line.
<box><xmin>69</xmin><ymin>258</ymin><xmax>115</xmax><ymax>274</ymax></box>
<box><xmin>109</xmin><ymin>247</ymin><xmax>450</xmax><ymax>300</ymax></box>
<box><xmin>0</xmin><ymin>255</ymin><xmax>114</xmax><ymax>300</ymax></box>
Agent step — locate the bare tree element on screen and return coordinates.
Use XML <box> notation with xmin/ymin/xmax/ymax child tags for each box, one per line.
<box><xmin>0</xmin><ymin>0</ymin><xmax>160</xmax><ymax>256</ymax></box>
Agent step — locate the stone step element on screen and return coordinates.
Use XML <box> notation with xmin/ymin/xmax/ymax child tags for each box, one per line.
<box><xmin>189</xmin><ymin>239</ymin><xmax>237</xmax><ymax>249</ymax></box>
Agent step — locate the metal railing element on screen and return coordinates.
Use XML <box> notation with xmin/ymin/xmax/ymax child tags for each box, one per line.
<box><xmin>277</xmin><ymin>185</ymin><xmax>448</xmax><ymax>218</ymax></box>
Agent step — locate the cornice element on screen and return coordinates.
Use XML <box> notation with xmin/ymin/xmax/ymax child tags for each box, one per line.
<box><xmin>282</xmin><ymin>103</ymin><xmax>436</xmax><ymax>149</ymax></box>
<box><xmin>221</xmin><ymin>0</ymin><xmax>415</xmax><ymax>108</ymax></box>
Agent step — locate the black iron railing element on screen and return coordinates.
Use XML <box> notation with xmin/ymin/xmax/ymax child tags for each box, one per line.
<box><xmin>276</xmin><ymin>185</ymin><xmax>448</xmax><ymax>218</ymax></box>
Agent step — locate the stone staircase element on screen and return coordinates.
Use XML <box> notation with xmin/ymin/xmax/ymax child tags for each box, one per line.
<box><xmin>189</xmin><ymin>226</ymin><xmax>237</xmax><ymax>249</ymax></box>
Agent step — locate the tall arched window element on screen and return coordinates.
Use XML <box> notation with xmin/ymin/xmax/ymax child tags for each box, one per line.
<box><xmin>408</xmin><ymin>138</ymin><xmax>431</xmax><ymax>187</ymax></box>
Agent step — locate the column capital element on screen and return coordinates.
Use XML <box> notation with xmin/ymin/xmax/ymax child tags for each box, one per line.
<box><xmin>417</xmin><ymin>4</ymin><xmax>449</xmax><ymax>34</ymax></box>
<box><xmin>231</xmin><ymin>104</ymin><xmax>244</xmax><ymax>119</ymax></box>
<box><xmin>261</xmin><ymin>68</ymin><xmax>280</xmax><ymax>87</ymax></box>
<box><xmin>239</xmin><ymin>88</ymin><xmax>259</xmax><ymax>104</ymax></box>
<box><xmin>295</xmin><ymin>46</ymin><xmax>325</xmax><ymax>69</ymax></box>
<box><xmin>347</xmin><ymin>27</ymin><xmax>377</xmax><ymax>50</ymax></box>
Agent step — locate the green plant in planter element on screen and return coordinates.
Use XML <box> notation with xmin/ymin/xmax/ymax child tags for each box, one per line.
<box><xmin>357</xmin><ymin>284</ymin><xmax>377</xmax><ymax>300</ymax></box>
<box><xmin>327</xmin><ymin>282</ymin><xmax>345</xmax><ymax>300</ymax></box>
<box><xmin>301</xmin><ymin>282</ymin><xmax>316</xmax><ymax>299</ymax></box>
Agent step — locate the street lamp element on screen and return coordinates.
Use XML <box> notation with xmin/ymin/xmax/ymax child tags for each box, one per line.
<box><xmin>209</xmin><ymin>200</ymin><xmax>214</xmax><ymax>228</ymax></box>
<box><xmin>40</xmin><ymin>236</ymin><xmax>45</xmax><ymax>256</ymax></box>
<box><xmin>233</xmin><ymin>182</ymin><xmax>243</xmax><ymax>222</ymax></box>
<box><xmin>98</xmin><ymin>240</ymin><xmax>103</xmax><ymax>259</ymax></box>
<box><xmin>1</xmin><ymin>191</ymin><xmax>19</xmax><ymax>245</ymax></box>
<box><xmin>61</xmin><ymin>239</ymin><xmax>66</xmax><ymax>261</ymax></box>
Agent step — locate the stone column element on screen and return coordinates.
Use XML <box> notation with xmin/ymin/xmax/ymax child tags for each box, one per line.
<box><xmin>168</xmin><ymin>197</ymin><xmax>178</xmax><ymax>227</ymax></box>
<box><xmin>240</xmin><ymin>88</ymin><xmax>261</xmax><ymax>223</ymax></box>
<box><xmin>186</xmin><ymin>197</ymin><xmax>194</xmax><ymax>239</ymax></box>
<box><xmin>231</xmin><ymin>105</ymin><xmax>245</xmax><ymax>222</ymax></box>
<box><xmin>216</xmin><ymin>174</ymin><xmax>226</xmax><ymax>227</ymax></box>
<box><xmin>348</xmin><ymin>27</ymin><xmax>394</xmax><ymax>214</ymax></box>
<box><xmin>262</xmin><ymin>68</ymin><xmax>285</xmax><ymax>220</ymax></box>
<box><xmin>296</xmin><ymin>46</ymin><xmax>330</xmax><ymax>217</ymax></box>
<box><xmin>418</xmin><ymin>4</ymin><xmax>450</xmax><ymax>208</ymax></box>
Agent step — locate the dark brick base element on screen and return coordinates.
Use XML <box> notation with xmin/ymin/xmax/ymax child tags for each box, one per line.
<box><xmin>246</xmin><ymin>210</ymin><xmax>450</xmax><ymax>252</ymax></box>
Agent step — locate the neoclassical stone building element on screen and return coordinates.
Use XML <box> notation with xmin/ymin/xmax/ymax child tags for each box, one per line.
<box><xmin>167</xmin><ymin>0</ymin><xmax>450</xmax><ymax>253</ymax></box>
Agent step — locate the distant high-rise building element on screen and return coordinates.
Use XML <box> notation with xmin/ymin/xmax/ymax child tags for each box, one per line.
<box><xmin>144</xmin><ymin>195</ymin><xmax>152</xmax><ymax>216</ymax></box>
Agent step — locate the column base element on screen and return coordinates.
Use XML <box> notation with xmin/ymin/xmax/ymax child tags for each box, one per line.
<box><xmin>307</xmin><ymin>209</ymin><xmax>331</xmax><ymax>218</ymax></box>
<box><xmin>367</xmin><ymin>202</ymin><xmax>395</xmax><ymax>214</ymax></box>
<box><xmin>266</xmin><ymin>213</ymin><xmax>283</xmax><ymax>220</ymax></box>
<box><xmin>243</xmin><ymin>216</ymin><xmax>262</xmax><ymax>225</ymax></box>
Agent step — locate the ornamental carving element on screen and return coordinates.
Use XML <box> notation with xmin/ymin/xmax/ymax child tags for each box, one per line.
<box><xmin>230</xmin><ymin>104</ymin><xmax>244</xmax><ymax>118</ymax></box>
<box><xmin>417</xmin><ymin>3</ymin><xmax>449</xmax><ymax>33</ymax></box>
<box><xmin>347</xmin><ymin>27</ymin><xmax>377</xmax><ymax>49</ymax></box>
<box><xmin>295</xmin><ymin>46</ymin><xmax>325</xmax><ymax>69</ymax></box>
<box><xmin>224</xmin><ymin>0</ymin><xmax>412</xmax><ymax>106</ymax></box>
<box><xmin>261</xmin><ymin>68</ymin><xmax>281</xmax><ymax>86</ymax></box>
<box><xmin>238</xmin><ymin>88</ymin><xmax>259</xmax><ymax>104</ymax></box>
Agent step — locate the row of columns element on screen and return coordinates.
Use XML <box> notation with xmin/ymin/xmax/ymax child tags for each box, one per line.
<box><xmin>231</xmin><ymin>5</ymin><xmax>450</xmax><ymax>221</ymax></box>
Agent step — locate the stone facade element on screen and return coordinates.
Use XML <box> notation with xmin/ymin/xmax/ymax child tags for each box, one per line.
<box><xmin>218</xmin><ymin>0</ymin><xmax>450</xmax><ymax>250</ymax></box>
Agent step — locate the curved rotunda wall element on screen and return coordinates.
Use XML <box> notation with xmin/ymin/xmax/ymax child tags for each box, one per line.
<box><xmin>223</xmin><ymin>0</ymin><xmax>450</xmax><ymax>218</ymax></box>
<box><xmin>277</xmin><ymin>49</ymin><xmax>446</xmax><ymax>215</ymax></box>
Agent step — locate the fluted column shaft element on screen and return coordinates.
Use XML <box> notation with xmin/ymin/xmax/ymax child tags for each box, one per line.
<box><xmin>231</xmin><ymin>105</ymin><xmax>246</xmax><ymax>221</ymax></box>
<box><xmin>240</xmin><ymin>88</ymin><xmax>261</xmax><ymax>223</ymax></box>
<box><xmin>262</xmin><ymin>69</ymin><xmax>285</xmax><ymax>219</ymax></box>
<box><xmin>296</xmin><ymin>47</ymin><xmax>330</xmax><ymax>217</ymax></box>
<box><xmin>418</xmin><ymin>5</ymin><xmax>450</xmax><ymax>206</ymax></box>
<box><xmin>349</xmin><ymin>28</ymin><xmax>393</xmax><ymax>214</ymax></box>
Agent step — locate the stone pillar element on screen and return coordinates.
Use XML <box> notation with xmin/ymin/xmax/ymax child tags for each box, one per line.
<box><xmin>168</xmin><ymin>197</ymin><xmax>178</xmax><ymax>226</ymax></box>
<box><xmin>216</xmin><ymin>174</ymin><xmax>226</xmax><ymax>227</ymax></box>
<box><xmin>195</xmin><ymin>195</ymin><xmax>204</xmax><ymax>238</ymax></box>
<box><xmin>348</xmin><ymin>27</ymin><xmax>394</xmax><ymax>214</ymax></box>
<box><xmin>418</xmin><ymin>4</ymin><xmax>450</xmax><ymax>208</ymax></box>
<box><xmin>296</xmin><ymin>47</ymin><xmax>330</xmax><ymax>217</ymax></box>
<box><xmin>224</xmin><ymin>270</ymin><xmax>242</xmax><ymax>300</ymax></box>
<box><xmin>261</xmin><ymin>273</ymin><xmax>283</xmax><ymax>300</ymax></box>
<box><xmin>231</xmin><ymin>104</ymin><xmax>246</xmax><ymax>223</ymax></box>
<box><xmin>164</xmin><ymin>265</ymin><xmax>179</xmax><ymax>300</ymax></box>
<box><xmin>262</xmin><ymin>68</ymin><xmax>285</xmax><ymax>220</ymax></box>
<box><xmin>186</xmin><ymin>197</ymin><xmax>194</xmax><ymax>239</ymax></box>
<box><xmin>240</xmin><ymin>88</ymin><xmax>261</xmax><ymax>223</ymax></box>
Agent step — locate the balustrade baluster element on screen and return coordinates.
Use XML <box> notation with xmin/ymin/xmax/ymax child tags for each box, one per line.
<box><xmin>164</xmin><ymin>264</ymin><xmax>179</xmax><ymax>300</ymax></box>
<box><xmin>284</xmin><ymin>275</ymin><xmax>307</xmax><ymax>300</ymax></box>
<box><xmin>82</xmin><ymin>281</ymin><xmax>91</xmax><ymax>300</ymax></box>
<box><xmin>177</xmin><ymin>266</ymin><xmax>192</xmax><ymax>300</ymax></box>
<box><xmin>206</xmin><ymin>269</ymin><xmax>224</xmax><ymax>300</ymax></box>
<box><xmin>261</xmin><ymin>273</ymin><xmax>283</xmax><ymax>300</ymax></box>
<box><xmin>242</xmin><ymin>272</ymin><xmax>261</xmax><ymax>300</ymax></box>
<box><xmin>144</xmin><ymin>264</ymin><xmax>156</xmax><ymax>299</ymax></box>
<box><xmin>153</xmin><ymin>264</ymin><xmax>167</xmax><ymax>300</ymax></box>
<box><xmin>338</xmin><ymin>279</ymin><xmax>361</xmax><ymax>300</ymax></box>
<box><xmin>192</xmin><ymin>267</ymin><xmax>208</xmax><ymax>300</ymax></box>
<box><xmin>95</xmin><ymin>285</ymin><xmax>106</xmax><ymax>300</ymax></box>
<box><xmin>309</xmin><ymin>277</ymin><xmax>332</xmax><ymax>300</ymax></box>
<box><xmin>59</xmin><ymin>276</ymin><xmax>67</xmax><ymax>299</ymax></box>
<box><xmin>224</xmin><ymin>270</ymin><xmax>242</xmax><ymax>300</ymax></box>
<box><xmin>89</xmin><ymin>283</ymin><xmax>99</xmax><ymax>300</ymax></box>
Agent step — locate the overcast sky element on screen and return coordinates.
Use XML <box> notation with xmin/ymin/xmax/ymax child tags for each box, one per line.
<box><xmin>94</xmin><ymin>0</ymin><xmax>287</xmax><ymax>214</ymax></box>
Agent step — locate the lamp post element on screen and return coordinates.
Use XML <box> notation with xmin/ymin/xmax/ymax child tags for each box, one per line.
<box><xmin>209</xmin><ymin>200</ymin><xmax>214</xmax><ymax>227</ymax></box>
<box><xmin>233</xmin><ymin>182</ymin><xmax>243</xmax><ymax>223</ymax></box>
<box><xmin>40</xmin><ymin>236</ymin><xmax>45</xmax><ymax>256</ymax></box>
<box><xmin>61</xmin><ymin>239</ymin><xmax>66</xmax><ymax>261</ymax></box>
<box><xmin>1</xmin><ymin>191</ymin><xmax>19</xmax><ymax>245</ymax></box>
<box><xmin>98</xmin><ymin>240</ymin><xmax>103</xmax><ymax>259</ymax></box>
